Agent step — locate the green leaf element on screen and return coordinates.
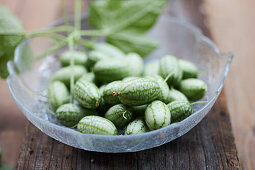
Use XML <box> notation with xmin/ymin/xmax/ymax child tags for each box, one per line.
<box><xmin>107</xmin><ymin>0</ymin><xmax>122</xmax><ymax>10</ymax></box>
<box><xmin>0</xmin><ymin>5</ymin><xmax>25</xmax><ymax>78</ymax></box>
<box><xmin>88</xmin><ymin>0</ymin><xmax>166</xmax><ymax>56</ymax></box>
<box><xmin>89</xmin><ymin>0</ymin><xmax>166</xmax><ymax>33</ymax></box>
<box><xmin>106</xmin><ymin>30</ymin><xmax>159</xmax><ymax>57</ymax></box>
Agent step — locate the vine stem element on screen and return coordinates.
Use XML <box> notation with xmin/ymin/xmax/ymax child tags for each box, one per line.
<box><xmin>79</xmin><ymin>30</ymin><xmax>107</xmax><ymax>37</ymax></box>
<box><xmin>75</xmin><ymin>0</ymin><xmax>81</xmax><ymax>32</ymax></box>
<box><xmin>190</xmin><ymin>101</ymin><xmax>208</xmax><ymax>106</ymax></box>
<box><xmin>68</xmin><ymin>34</ymin><xmax>75</xmax><ymax>104</ymax></box>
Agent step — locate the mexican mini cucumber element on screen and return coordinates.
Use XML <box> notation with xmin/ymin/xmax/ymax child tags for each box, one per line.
<box><xmin>105</xmin><ymin>104</ymin><xmax>133</xmax><ymax>128</ymax></box>
<box><xmin>125</xmin><ymin>118</ymin><xmax>147</xmax><ymax>135</ymax></box>
<box><xmin>179</xmin><ymin>59</ymin><xmax>198</xmax><ymax>79</ymax></box>
<box><xmin>168</xmin><ymin>88</ymin><xmax>188</xmax><ymax>103</ymax></box>
<box><xmin>56</xmin><ymin>103</ymin><xmax>97</xmax><ymax>127</ymax></box>
<box><xmin>147</xmin><ymin>75</ymin><xmax>170</xmax><ymax>103</ymax></box>
<box><xmin>77</xmin><ymin>116</ymin><xmax>117</xmax><ymax>135</ymax></box>
<box><xmin>159</xmin><ymin>55</ymin><xmax>182</xmax><ymax>87</ymax></box>
<box><xmin>52</xmin><ymin>65</ymin><xmax>87</xmax><ymax>86</ymax></box>
<box><xmin>145</xmin><ymin>100</ymin><xmax>171</xmax><ymax>130</ymax></box>
<box><xmin>48</xmin><ymin>81</ymin><xmax>69</xmax><ymax>111</ymax></box>
<box><xmin>167</xmin><ymin>101</ymin><xmax>193</xmax><ymax>122</ymax></box>
<box><xmin>102</xmin><ymin>81</ymin><xmax>122</xmax><ymax>105</ymax></box>
<box><xmin>74</xmin><ymin>79</ymin><xmax>102</xmax><ymax>109</ymax></box>
<box><xmin>143</xmin><ymin>61</ymin><xmax>159</xmax><ymax>76</ymax></box>
<box><xmin>94</xmin><ymin>53</ymin><xmax>143</xmax><ymax>83</ymax></box>
<box><xmin>128</xmin><ymin>104</ymin><xmax>148</xmax><ymax>117</ymax></box>
<box><xmin>179</xmin><ymin>78</ymin><xmax>207</xmax><ymax>100</ymax></box>
<box><xmin>78</xmin><ymin>72</ymin><xmax>95</xmax><ymax>83</ymax></box>
<box><xmin>118</xmin><ymin>78</ymin><xmax>161</xmax><ymax>106</ymax></box>
<box><xmin>59</xmin><ymin>50</ymin><xmax>88</xmax><ymax>66</ymax></box>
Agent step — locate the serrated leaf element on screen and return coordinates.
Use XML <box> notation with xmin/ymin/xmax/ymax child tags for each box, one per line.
<box><xmin>0</xmin><ymin>6</ymin><xmax>25</xmax><ymax>57</ymax></box>
<box><xmin>89</xmin><ymin>0</ymin><xmax>166</xmax><ymax>33</ymax></box>
<box><xmin>106</xmin><ymin>31</ymin><xmax>159</xmax><ymax>57</ymax></box>
<box><xmin>107</xmin><ymin>0</ymin><xmax>122</xmax><ymax>10</ymax></box>
<box><xmin>88</xmin><ymin>0</ymin><xmax>166</xmax><ymax>57</ymax></box>
<box><xmin>0</xmin><ymin>5</ymin><xmax>25</xmax><ymax>78</ymax></box>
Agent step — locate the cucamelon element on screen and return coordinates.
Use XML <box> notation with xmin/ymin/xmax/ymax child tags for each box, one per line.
<box><xmin>105</xmin><ymin>104</ymin><xmax>133</xmax><ymax>128</ymax></box>
<box><xmin>77</xmin><ymin>116</ymin><xmax>117</xmax><ymax>135</ymax></box>
<box><xmin>125</xmin><ymin>118</ymin><xmax>147</xmax><ymax>135</ymax></box>
<box><xmin>143</xmin><ymin>61</ymin><xmax>159</xmax><ymax>76</ymax></box>
<box><xmin>167</xmin><ymin>88</ymin><xmax>188</xmax><ymax>103</ymax></box>
<box><xmin>94</xmin><ymin>42</ymin><xmax>125</xmax><ymax>58</ymax></box>
<box><xmin>118</xmin><ymin>78</ymin><xmax>161</xmax><ymax>106</ymax></box>
<box><xmin>179</xmin><ymin>78</ymin><xmax>207</xmax><ymax>100</ymax></box>
<box><xmin>74</xmin><ymin>79</ymin><xmax>102</xmax><ymax>109</ymax></box>
<box><xmin>52</xmin><ymin>65</ymin><xmax>87</xmax><ymax>86</ymax></box>
<box><xmin>159</xmin><ymin>55</ymin><xmax>182</xmax><ymax>87</ymax></box>
<box><xmin>59</xmin><ymin>51</ymin><xmax>88</xmax><ymax>66</ymax></box>
<box><xmin>88</xmin><ymin>50</ymin><xmax>111</xmax><ymax>65</ymax></box>
<box><xmin>102</xmin><ymin>81</ymin><xmax>122</xmax><ymax>105</ymax></box>
<box><xmin>145</xmin><ymin>100</ymin><xmax>171</xmax><ymax>130</ymax></box>
<box><xmin>78</xmin><ymin>72</ymin><xmax>95</xmax><ymax>83</ymax></box>
<box><xmin>94</xmin><ymin>53</ymin><xmax>143</xmax><ymax>83</ymax></box>
<box><xmin>167</xmin><ymin>101</ymin><xmax>193</xmax><ymax>122</ymax></box>
<box><xmin>56</xmin><ymin>103</ymin><xmax>97</xmax><ymax>127</ymax></box>
<box><xmin>179</xmin><ymin>59</ymin><xmax>198</xmax><ymax>79</ymax></box>
<box><xmin>147</xmin><ymin>75</ymin><xmax>170</xmax><ymax>103</ymax></box>
<box><xmin>128</xmin><ymin>104</ymin><xmax>148</xmax><ymax>117</ymax></box>
<box><xmin>48</xmin><ymin>81</ymin><xmax>69</xmax><ymax>111</ymax></box>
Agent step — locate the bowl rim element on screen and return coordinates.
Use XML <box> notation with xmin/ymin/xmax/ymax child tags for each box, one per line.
<box><xmin>7</xmin><ymin>16</ymin><xmax>234</xmax><ymax>141</ymax></box>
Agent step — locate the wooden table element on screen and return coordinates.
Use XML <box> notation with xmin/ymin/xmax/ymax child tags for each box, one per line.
<box><xmin>13</xmin><ymin>1</ymin><xmax>241</xmax><ymax>169</ymax></box>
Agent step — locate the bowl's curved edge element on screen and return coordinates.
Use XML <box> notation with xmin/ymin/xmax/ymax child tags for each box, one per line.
<box><xmin>6</xmin><ymin>17</ymin><xmax>234</xmax><ymax>153</ymax></box>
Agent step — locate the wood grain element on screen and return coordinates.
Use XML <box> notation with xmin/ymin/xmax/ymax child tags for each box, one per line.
<box><xmin>202</xmin><ymin>0</ymin><xmax>255</xmax><ymax>169</ymax></box>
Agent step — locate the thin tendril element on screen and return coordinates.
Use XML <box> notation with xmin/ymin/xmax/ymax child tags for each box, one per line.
<box><xmin>122</xmin><ymin>111</ymin><xmax>127</xmax><ymax>120</ymax></box>
<box><xmin>164</xmin><ymin>71</ymin><xmax>175</xmax><ymax>83</ymax></box>
<box><xmin>190</xmin><ymin>101</ymin><xmax>208</xmax><ymax>106</ymax></box>
<box><xmin>40</xmin><ymin>102</ymin><xmax>56</xmax><ymax>116</ymax></box>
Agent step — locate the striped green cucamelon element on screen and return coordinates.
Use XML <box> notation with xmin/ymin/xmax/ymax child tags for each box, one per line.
<box><xmin>125</xmin><ymin>53</ymin><xmax>144</xmax><ymax>77</ymax></box>
<box><xmin>74</xmin><ymin>79</ymin><xmax>102</xmax><ymax>109</ymax></box>
<box><xmin>128</xmin><ymin>104</ymin><xmax>148</xmax><ymax>117</ymax></box>
<box><xmin>78</xmin><ymin>72</ymin><xmax>95</xmax><ymax>83</ymax></box>
<box><xmin>159</xmin><ymin>55</ymin><xmax>182</xmax><ymax>87</ymax></box>
<box><xmin>94</xmin><ymin>53</ymin><xmax>143</xmax><ymax>83</ymax></box>
<box><xmin>145</xmin><ymin>100</ymin><xmax>171</xmax><ymax>130</ymax></box>
<box><xmin>118</xmin><ymin>78</ymin><xmax>161</xmax><ymax>106</ymax></box>
<box><xmin>52</xmin><ymin>65</ymin><xmax>87</xmax><ymax>86</ymax></box>
<box><xmin>125</xmin><ymin>118</ymin><xmax>147</xmax><ymax>135</ymax></box>
<box><xmin>87</xmin><ymin>50</ymin><xmax>111</xmax><ymax>68</ymax></box>
<box><xmin>179</xmin><ymin>78</ymin><xmax>207</xmax><ymax>100</ymax></box>
<box><xmin>167</xmin><ymin>101</ymin><xmax>193</xmax><ymax>122</ymax></box>
<box><xmin>59</xmin><ymin>51</ymin><xmax>88</xmax><ymax>66</ymax></box>
<box><xmin>143</xmin><ymin>61</ymin><xmax>159</xmax><ymax>76</ymax></box>
<box><xmin>48</xmin><ymin>81</ymin><xmax>69</xmax><ymax>110</ymax></box>
<box><xmin>122</xmin><ymin>76</ymin><xmax>139</xmax><ymax>82</ymax></box>
<box><xmin>147</xmin><ymin>75</ymin><xmax>170</xmax><ymax>103</ymax></box>
<box><xmin>168</xmin><ymin>88</ymin><xmax>188</xmax><ymax>103</ymax></box>
<box><xmin>94</xmin><ymin>42</ymin><xmax>125</xmax><ymax>58</ymax></box>
<box><xmin>77</xmin><ymin>115</ymin><xmax>117</xmax><ymax>135</ymax></box>
<box><xmin>179</xmin><ymin>59</ymin><xmax>198</xmax><ymax>79</ymax></box>
<box><xmin>102</xmin><ymin>81</ymin><xmax>122</xmax><ymax>105</ymax></box>
<box><xmin>105</xmin><ymin>104</ymin><xmax>133</xmax><ymax>128</ymax></box>
<box><xmin>56</xmin><ymin>103</ymin><xmax>97</xmax><ymax>127</ymax></box>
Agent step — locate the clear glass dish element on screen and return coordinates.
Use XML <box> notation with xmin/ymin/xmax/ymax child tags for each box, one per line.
<box><xmin>7</xmin><ymin>15</ymin><xmax>233</xmax><ymax>153</ymax></box>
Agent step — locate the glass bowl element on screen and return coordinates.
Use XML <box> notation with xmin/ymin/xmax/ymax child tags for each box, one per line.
<box><xmin>7</xmin><ymin>15</ymin><xmax>233</xmax><ymax>153</ymax></box>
